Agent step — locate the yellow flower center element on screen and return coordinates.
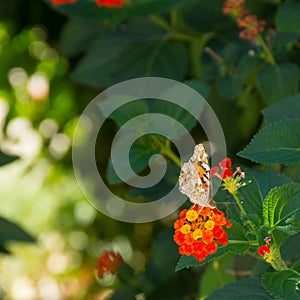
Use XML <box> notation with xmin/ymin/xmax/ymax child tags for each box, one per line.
<box><xmin>204</xmin><ymin>220</ymin><xmax>215</xmax><ymax>230</ymax></box>
<box><xmin>186</xmin><ymin>210</ymin><xmax>198</xmax><ymax>222</ymax></box>
<box><xmin>180</xmin><ymin>224</ymin><xmax>191</xmax><ymax>234</ymax></box>
<box><xmin>192</xmin><ymin>229</ymin><xmax>202</xmax><ymax>240</ymax></box>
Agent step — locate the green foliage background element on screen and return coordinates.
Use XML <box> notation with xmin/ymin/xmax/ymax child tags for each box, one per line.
<box><xmin>0</xmin><ymin>0</ymin><xmax>299</xmax><ymax>299</ymax></box>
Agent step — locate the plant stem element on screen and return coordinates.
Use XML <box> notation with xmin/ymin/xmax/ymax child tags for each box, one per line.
<box><xmin>228</xmin><ymin>239</ymin><xmax>258</xmax><ymax>246</ymax></box>
<box><xmin>232</xmin><ymin>192</ymin><xmax>247</xmax><ymax>215</ymax></box>
<box><xmin>256</xmin><ymin>34</ymin><xmax>276</xmax><ymax>65</ymax></box>
<box><xmin>152</xmin><ymin>136</ymin><xmax>181</xmax><ymax>167</ymax></box>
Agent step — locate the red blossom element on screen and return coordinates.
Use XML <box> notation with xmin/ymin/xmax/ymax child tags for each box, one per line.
<box><xmin>51</xmin><ymin>0</ymin><xmax>76</xmax><ymax>5</ymax></box>
<box><xmin>210</xmin><ymin>166</ymin><xmax>219</xmax><ymax>177</ymax></box>
<box><xmin>96</xmin><ymin>0</ymin><xmax>125</xmax><ymax>7</ymax></box>
<box><xmin>173</xmin><ymin>205</ymin><xmax>231</xmax><ymax>262</ymax></box>
<box><xmin>237</xmin><ymin>14</ymin><xmax>265</xmax><ymax>40</ymax></box>
<box><xmin>257</xmin><ymin>245</ymin><xmax>270</xmax><ymax>257</ymax></box>
<box><xmin>222</xmin><ymin>0</ymin><xmax>246</xmax><ymax>17</ymax></box>
<box><xmin>97</xmin><ymin>251</ymin><xmax>123</xmax><ymax>278</ymax></box>
<box><xmin>219</xmin><ymin>158</ymin><xmax>232</xmax><ymax>170</ymax></box>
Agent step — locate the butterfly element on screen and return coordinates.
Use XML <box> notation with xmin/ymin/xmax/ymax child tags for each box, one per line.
<box><xmin>178</xmin><ymin>144</ymin><xmax>216</xmax><ymax>208</ymax></box>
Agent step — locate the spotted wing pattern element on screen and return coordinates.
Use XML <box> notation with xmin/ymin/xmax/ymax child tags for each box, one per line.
<box><xmin>179</xmin><ymin>144</ymin><xmax>216</xmax><ymax>208</ymax></box>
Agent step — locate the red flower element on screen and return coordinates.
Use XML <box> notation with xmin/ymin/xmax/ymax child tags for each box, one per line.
<box><xmin>211</xmin><ymin>158</ymin><xmax>246</xmax><ymax>194</ymax></box>
<box><xmin>222</xmin><ymin>0</ymin><xmax>246</xmax><ymax>18</ymax></box>
<box><xmin>51</xmin><ymin>0</ymin><xmax>76</xmax><ymax>5</ymax></box>
<box><xmin>257</xmin><ymin>245</ymin><xmax>270</xmax><ymax>257</ymax></box>
<box><xmin>96</xmin><ymin>0</ymin><xmax>125</xmax><ymax>7</ymax></box>
<box><xmin>237</xmin><ymin>14</ymin><xmax>265</xmax><ymax>40</ymax></box>
<box><xmin>210</xmin><ymin>166</ymin><xmax>219</xmax><ymax>177</ymax></box>
<box><xmin>173</xmin><ymin>205</ymin><xmax>230</xmax><ymax>262</ymax></box>
<box><xmin>97</xmin><ymin>251</ymin><xmax>123</xmax><ymax>278</ymax></box>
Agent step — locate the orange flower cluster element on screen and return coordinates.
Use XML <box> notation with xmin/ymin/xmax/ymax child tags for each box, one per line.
<box><xmin>97</xmin><ymin>251</ymin><xmax>123</xmax><ymax>278</ymax></box>
<box><xmin>222</xmin><ymin>0</ymin><xmax>265</xmax><ymax>40</ymax></box>
<box><xmin>51</xmin><ymin>0</ymin><xmax>126</xmax><ymax>7</ymax></box>
<box><xmin>174</xmin><ymin>205</ymin><xmax>232</xmax><ymax>262</ymax></box>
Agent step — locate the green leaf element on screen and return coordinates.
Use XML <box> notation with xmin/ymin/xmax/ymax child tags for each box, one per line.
<box><xmin>256</xmin><ymin>63</ymin><xmax>299</xmax><ymax>104</ymax></box>
<box><xmin>275</xmin><ymin>0</ymin><xmax>300</xmax><ymax>32</ymax></box>
<box><xmin>199</xmin><ymin>254</ymin><xmax>235</xmax><ymax>299</ymax></box>
<box><xmin>110</xmin><ymin>39</ymin><xmax>188</xmax><ymax>83</ymax></box>
<box><xmin>0</xmin><ymin>151</ymin><xmax>17</xmax><ymax>167</ymax></box>
<box><xmin>262</xmin><ymin>94</ymin><xmax>300</xmax><ymax>124</ymax></box>
<box><xmin>59</xmin><ymin>18</ymin><xmax>102</xmax><ymax>57</ymax></box>
<box><xmin>206</xmin><ymin>276</ymin><xmax>272</xmax><ymax>300</ymax></box>
<box><xmin>184</xmin><ymin>79</ymin><xmax>211</xmax><ymax>99</ymax></box>
<box><xmin>263</xmin><ymin>183</ymin><xmax>300</xmax><ymax>235</ymax></box>
<box><xmin>216</xmin><ymin>76</ymin><xmax>244</xmax><ymax>100</ymax></box>
<box><xmin>106</xmin><ymin>137</ymin><xmax>159</xmax><ymax>184</ymax></box>
<box><xmin>226</xmin><ymin>169</ymin><xmax>291</xmax><ymax>222</ymax></box>
<box><xmin>281</xmin><ymin>232</ymin><xmax>300</xmax><ymax>261</ymax></box>
<box><xmin>238</xmin><ymin>119</ymin><xmax>300</xmax><ymax>164</ymax></box>
<box><xmin>108</xmin><ymin>99</ymin><xmax>149</xmax><ymax>127</ymax></box>
<box><xmin>0</xmin><ymin>217</ymin><xmax>35</xmax><ymax>244</ymax></box>
<box><xmin>71</xmin><ymin>19</ymin><xmax>164</xmax><ymax>88</ymax></box>
<box><xmin>262</xmin><ymin>270</ymin><xmax>300</xmax><ymax>300</ymax></box>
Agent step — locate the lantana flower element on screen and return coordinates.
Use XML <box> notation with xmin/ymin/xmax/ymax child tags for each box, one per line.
<box><xmin>96</xmin><ymin>0</ymin><xmax>125</xmax><ymax>8</ymax></box>
<box><xmin>257</xmin><ymin>245</ymin><xmax>271</xmax><ymax>257</ymax></box>
<box><xmin>211</xmin><ymin>158</ymin><xmax>245</xmax><ymax>195</ymax></box>
<box><xmin>222</xmin><ymin>0</ymin><xmax>265</xmax><ymax>40</ymax></box>
<box><xmin>173</xmin><ymin>205</ymin><xmax>232</xmax><ymax>262</ymax></box>
<box><xmin>97</xmin><ymin>251</ymin><xmax>123</xmax><ymax>278</ymax></box>
<box><xmin>51</xmin><ymin>0</ymin><xmax>76</xmax><ymax>5</ymax></box>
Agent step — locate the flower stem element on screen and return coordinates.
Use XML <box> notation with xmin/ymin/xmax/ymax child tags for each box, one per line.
<box><xmin>232</xmin><ymin>193</ymin><xmax>247</xmax><ymax>215</ymax></box>
<box><xmin>152</xmin><ymin>136</ymin><xmax>181</xmax><ymax>167</ymax></box>
<box><xmin>228</xmin><ymin>239</ymin><xmax>258</xmax><ymax>246</ymax></box>
<box><xmin>256</xmin><ymin>34</ymin><xmax>276</xmax><ymax>65</ymax></box>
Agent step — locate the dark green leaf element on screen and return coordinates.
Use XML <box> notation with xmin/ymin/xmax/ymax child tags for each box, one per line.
<box><xmin>108</xmin><ymin>99</ymin><xmax>149</xmax><ymax>127</ymax></box>
<box><xmin>216</xmin><ymin>76</ymin><xmax>244</xmax><ymax>100</ymax></box>
<box><xmin>275</xmin><ymin>0</ymin><xmax>300</xmax><ymax>32</ymax></box>
<box><xmin>281</xmin><ymin>232</ymin><xmax>300</xmax><ymax>261</ymax></box>
<box><xmin>59</xmin><ymin>18</ymin><xmax>102</xmax><ymax>57</ymax></box>
<box><xmin>110</xmin><ymin>39</ymin><xmax>188</xmax><ymax>83</ymax></box>
<box><xmin>0</xmin><ymin>151</ymin><xmax>17</xmax><ymax>167</ymax></box>
<box><xmin>184</xmin><ymin>79</ymin><xmax>211</xmax><ymax>99</ymax></box>
<box><xmin>263</xmin><ymin>183</ymin><xmax>300</xmax><ymax>235</ymax></box>
<box><xmin>207</xmin><ymin>276</ymin><xmax>272</xmax><ymax>300</ymax></box>
<box><xmin>106</xmin><ymin>137</ymin><xmax>159</xmax><ymax>184</ymax></box>
<box><xmin>262</xmin><ymin>270</ymin><xmax>300</xmax><ymax>300</ymax></box>
<box><xmin>71</xmin><ymin>19</ymin><xmax>164</xmax><ymax>88</ymax></box>
<box><xmin>199</xmin><ymin>254</ymin><xmax>235</xmax><ymax>299</ymax></box>
<box><xmin>0</xmin><ymin>217</ymin><xmax>35</xmax><ymax>244</ymax></box>
<box><xmin>262</xmin><ymin>94</ymin><xmax>300</xmax><ymax>124</ymax></box>
<box><xmin>238</xmin><ymin>119</ymin><xmax>300</xmax><ymax>164</ymax></box>
<box><xmin>256</xmin><ymin>63</ymin><xmax>299</xmax><ymax>104</ymax></box>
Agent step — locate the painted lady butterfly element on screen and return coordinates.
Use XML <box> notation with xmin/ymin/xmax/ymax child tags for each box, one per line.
<box><xmin>179</xmin><ymin>144</ymin><xmax>216</xmax><ymax>208</ymax></box>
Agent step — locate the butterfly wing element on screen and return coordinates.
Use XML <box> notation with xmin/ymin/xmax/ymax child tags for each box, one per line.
<box><xmin>179</xmin><ymin>144</ymin><xmax>216</xmax><ymax>208</ymax></box>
